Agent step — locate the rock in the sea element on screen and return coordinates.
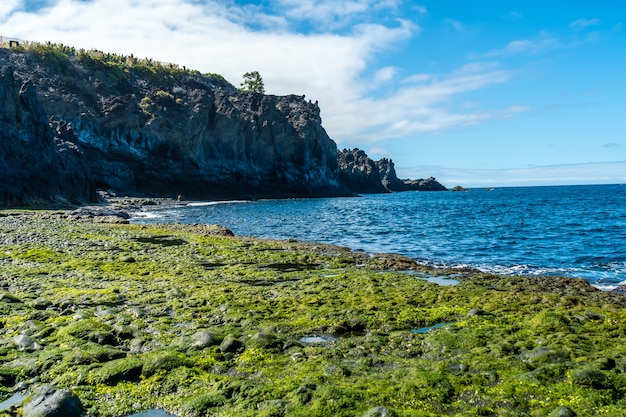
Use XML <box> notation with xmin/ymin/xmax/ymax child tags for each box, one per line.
<box><xmin>337</xmin><ymin>149</ymin><xmax>447</xmax><ymax>193</ymax></box>
<box><xmin>452</xmin><ymin>185</ymin><xmax>468</xmax><ymax>192</ymax></box>
<box><xmin>337</xmin><ymin>148</ymin><xmax>388</xmax><ymax>194</ymax></box>
<box><xmin>22</xmin><ymin>385</ymin><xmax>84</xmax><ymax>417</ymax></box>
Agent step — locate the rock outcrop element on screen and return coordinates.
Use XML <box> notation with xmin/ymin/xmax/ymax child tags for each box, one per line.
<box><xmin>337</xmin><ymin>148</ymin><xmax>388</xmax><ymax>194</ymax></box>
<box><xmin>0</xmin><ymin>44</ymin><xmax>445</xmax><ymax>206</ymax></box>
<box><xmin>338</xmin><ymin>148</ymin><xmax>447</xmax><ymax>193</ymax></box>
<box><xmin>0</xmin><ymin>47</ymin><xmax>350</xmax><ymax>203</ymax></box>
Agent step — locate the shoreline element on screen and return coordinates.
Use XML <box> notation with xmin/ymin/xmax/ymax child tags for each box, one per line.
<box><xmin>1</xmin><ymin>210</ymin><xmax>626</xmax><ymax>416</ymax></box>
<box><xmin>64</xmin><ymin>194</ymin><xmax>626</xmax><ymax>293</ymax></box>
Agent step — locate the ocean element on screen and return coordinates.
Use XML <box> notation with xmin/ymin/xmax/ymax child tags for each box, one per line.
<box><xmin>132</xmin><ymin>184</ymin><xmax>626</xmax><ymax>290</ymax></box>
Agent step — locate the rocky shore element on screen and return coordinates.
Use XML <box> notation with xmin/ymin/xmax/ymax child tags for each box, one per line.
<box><xmin>1</xmin><ymin>210</ymin><xmax>626</xmax><ymax>417</ymax></box>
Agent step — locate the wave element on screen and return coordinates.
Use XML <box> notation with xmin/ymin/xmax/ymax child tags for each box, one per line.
<box><xmin>186</xmin><ymin>200</ymin><xmax>251</xmax><ymax>207</ymax></box>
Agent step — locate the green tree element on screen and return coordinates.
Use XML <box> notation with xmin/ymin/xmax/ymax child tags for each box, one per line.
<box><xmin>240</xmin><ymin>71</ymin><xmax>265</xmax><ymax>94</ymax></box>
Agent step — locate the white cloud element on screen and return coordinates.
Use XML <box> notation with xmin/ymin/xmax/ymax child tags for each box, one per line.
<box><xmin>444</xmin><ymin>18</ymin><xmax>464</xmax><ymax>32</ymax></box>
<box><xmin>328</xmin><ymin>62</ymin><xmax>522</xmax><ymax>144</ymax></box>
<box><xmin>0</xmin><ymin>0</ymin><xmax>526</xmax><ymax>150</ymax></box>
<box><xmin>485</xmin><ymin>33</ymin><xmax>558</xmax><ymax>57</ymax></box>
<box><xmin>412</xmin><ymin>5</ymin><xmax>427</xmax><ymax>15</ymax></box>
<box><xmin>276</xmin><ymin>0</ymin><xmax>401</xmax><ymax>29</ymax></box>
<box><xmin>569</xmin><ymin>18</ymin><xmax>600</xmax><ymax>30</ymax></box>
<box><xmin>373</xmin><ymin>66</ymin><xmax>397</xmax><ymax>84</ymax></box>
<box><xmin>366</xmin><ymin>146</ymin><xmax>390</xmax><ymax>158</ymax></box>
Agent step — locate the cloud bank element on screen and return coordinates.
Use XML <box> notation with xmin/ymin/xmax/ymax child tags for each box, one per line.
<box><xmin>0</xmin><ymin>0</ymin><xmax>524</xmax><ymax>147</ymax></box>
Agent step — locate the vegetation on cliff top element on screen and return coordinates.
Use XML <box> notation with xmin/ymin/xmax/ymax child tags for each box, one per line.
<box><xmin>1</xmin><ymin>211</ymin><xmax>626</xmax><ymax>416</ymax></box>
<box><xmin>6</xmin><ymin>41</ymin><xmax>231</xmax><ymax>89</ymax></box>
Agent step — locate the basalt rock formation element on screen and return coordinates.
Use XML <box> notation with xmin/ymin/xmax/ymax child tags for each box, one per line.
<box><xmin>0</xmin><ymin>44</ymin><xmax>444</xmax><ymax>206</ymax></box>
<box><xmin>336</xmin><ymin>148</ymin><xmax>388</xmax><ymax>194</ymax></box>
<box><xmin>0</xmin><ymin>65</ymin><xmax>94</xmax><ymax>206</ymax></box>
<box><xmin>0</xmin><ymin>46</ymin><xmax>350</xmax><ymax>204</ymax></box>
<box><xmin>338</xmin><ymin>148</ymin><xmax>447</xmax><ymax>193</ymax></box>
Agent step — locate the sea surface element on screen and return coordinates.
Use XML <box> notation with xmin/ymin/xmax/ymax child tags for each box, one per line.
<box><xmin>133</xmin><ymin>184</ymin><xmax>626</xmax><ymax>290</ymax></box>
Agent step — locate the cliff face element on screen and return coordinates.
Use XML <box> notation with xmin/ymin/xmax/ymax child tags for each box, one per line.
<box><xmin>0</xmin><ymin>65</ymin><xmax>94</xmax><ymax>206</ymax></box>
<box><xmin>338</xmin><ymin>149</ymin><xmax>447</xmax><ymax>193</ymax></box>
<box><xmin>0</xmin><ymin>45</ymin><xmax>446</xmax><ymax>206</ymax></box>
<box><xmin>0</xmin><ymin>47</ymin><xmax>349</xmax><ymax>202</ymax></box>
<box><xmin>337</xmin><ymin>148</ymin><xmax>388</xmax><ymax>194</ymax></box>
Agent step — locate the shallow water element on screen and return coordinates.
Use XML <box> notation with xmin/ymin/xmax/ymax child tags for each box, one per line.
<box><xmin>411</xmin><ymin>323</ymin><xmax>453</xmax><ymax>334</ymax></box>
<box><xmin>299</xmin><ymin>335</ymin><xmax>338</xmax><ymax>344</ymax></box>
<box><xmin>0</xmin><ymin>393</ymin><xmax>26</xmax><ymax>411</ymax></box>
<box><xmin>127</xmin><ymin>409</ymin><xmax>178</xmax><ymax>417</ymax></box>
<box><xmin>133</xmin><ymin>184</ymin><xmax>626</xmax><ymax>289</ymax></box>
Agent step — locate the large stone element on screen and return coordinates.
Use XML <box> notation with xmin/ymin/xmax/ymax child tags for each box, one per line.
<box><xmin>22</xmin><ymin>385</ymin><xmax>84</xmax><ymax>417</ymax></box>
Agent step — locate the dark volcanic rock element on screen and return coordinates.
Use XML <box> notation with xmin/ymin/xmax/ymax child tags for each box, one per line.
<box><xmin>337</xmin><ymin>148</ymin><xmax>388</xmax><ymax>194</ymax></box>
<box><xmin>22</xmin><ymin>385</ymin><xmax>84</xmax><ymax>417</ymax></box>
<box><xmin>377</xmin><ymin>158</ymin><xmax>446</xmax><ymax>191</ymax></box>
<box><xmin>400</xmin><ymin>177</ymin><xmax>447</xmax><ymax>191</ymax></box>
<box><xmin>0</xmin><ymin>45</ymin><xmax>446</xmax><ymax>204</ymax></box>
<box><xmin>0</xmin><ymin>47</ymin><xmax>352</xmax><ymax>203</ymax></box>
<box><xmin>0</xmin><ymin>65</ymin><xmax>94</xmax><ymax>206</ymax></box>
<box><xmin>338</xmin><ymin>148</ymin><xmax>447</xmax><ymax>193</ymax></box>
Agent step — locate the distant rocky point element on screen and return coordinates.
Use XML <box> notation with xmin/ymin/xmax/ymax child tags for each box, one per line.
<box><xmin>338</xmin><ymin>148</ymin><xmax>446</xmax><ymax>193</ymax></box>
<box><xmin>0</xmin><ymin>41</ymin><xmax>446</xmax><ymax>207</ymax></box>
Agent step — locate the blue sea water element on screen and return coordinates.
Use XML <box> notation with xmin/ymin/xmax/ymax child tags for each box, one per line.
<box><xmin>133</xmin><ymin>184</ymin><xmax>626</xmax><ymax>290</ymax></box>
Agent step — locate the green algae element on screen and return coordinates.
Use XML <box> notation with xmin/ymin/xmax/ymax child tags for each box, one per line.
<box><xmin>1</xmin><ymin>212</ymin><xmax>626</xmax><ymax>416</ymax></box>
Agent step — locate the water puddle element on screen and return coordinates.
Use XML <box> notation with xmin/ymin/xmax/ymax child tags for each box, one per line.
<box><xmin>0</xmin><ymin>393</ymin><xmax>26</xmax><ymax>411</ymax></box>
<box><xmin>299</xmin><ymin>335</ymin><xmax>337</xmax><ymax>344</ymax></box>
<box><xmin>411</xmin><ymin>323</ymin><xmax>453</xmax><ymax>334</ymax></box>
<box><xmin>425</xmin><ymin>276</ymin><xmax>460</xmax><ymax>286</ymax></box>
<box><xmin>127</xmin><ymin>409</ymin><xmax>179</xmax><ymax>417</ymax></box>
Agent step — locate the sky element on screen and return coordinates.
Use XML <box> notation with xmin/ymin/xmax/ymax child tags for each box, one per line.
<box><xmin>1</xmin><ymin>1</ymin><xmax>625</xmax><ymax>187</ymax></box>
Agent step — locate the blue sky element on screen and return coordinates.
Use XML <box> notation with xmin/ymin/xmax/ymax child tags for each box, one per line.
<box><xmin>1</xmin><ymin>1</ymin><xmax>624</xmax><ymax>187</ymax></box>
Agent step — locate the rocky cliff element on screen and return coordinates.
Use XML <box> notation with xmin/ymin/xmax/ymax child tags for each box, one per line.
<box><xmin>338</xmin><ymin>148</ymin><xmax>446</xmax><ymax>193</ymax></box>
<box><xmin>0</xmin><ymin>43</ymin><xmax>445</xmax><ymax>206</ymax></box>
<box><xmin>0</xmin><ymin>45</ymin><xmax>350</xmax><ymax>204</ymax></box>
<box><xmin>0</xmin><ymin>65</ymin><xmax>94</xmax><ymax>206</ymax></box>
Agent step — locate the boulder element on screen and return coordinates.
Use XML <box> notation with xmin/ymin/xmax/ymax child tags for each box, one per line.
<box><xmin>22</xmin><ymin>385</ymin><xmax>84</xmax><ymax>417</ymax></box>
<box><xmin>219</xmin><ymin>334</ymin><xmax>245</xmax><ymax>354</ymax></box>
<box><xmin>452</xmin><ymin>185</ymin><xmax>468</xmax><ymax>192</ymax></box>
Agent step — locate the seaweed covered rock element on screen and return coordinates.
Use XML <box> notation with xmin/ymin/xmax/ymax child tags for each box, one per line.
<box><xmin>22</xmin><ymin>385</ymin><xmax>84</xmax><ymax>417</ymax></box>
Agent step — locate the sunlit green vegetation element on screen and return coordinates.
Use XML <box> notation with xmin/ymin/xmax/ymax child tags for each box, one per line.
<box><xmin>9</xmin><ymin>41</ymin><xmax>231</xmax><ymax>88</ymax></box>
<box><xmin>1</xmin><ymin>212</ymin><xmax>625</xmax><ymax>416</ymax></box>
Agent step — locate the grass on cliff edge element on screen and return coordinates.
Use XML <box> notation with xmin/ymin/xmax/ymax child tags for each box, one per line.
<box><xmin>1</xmin><ymin>211</ymin><xmax>626</xmax><ymax>417</ymax></box>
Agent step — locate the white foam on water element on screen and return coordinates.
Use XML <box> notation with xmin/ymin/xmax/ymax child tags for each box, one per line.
<box><xmin>186</xmin><ymin>200</ymin><xmax>251</xmax><ymax>207</ymax></box>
